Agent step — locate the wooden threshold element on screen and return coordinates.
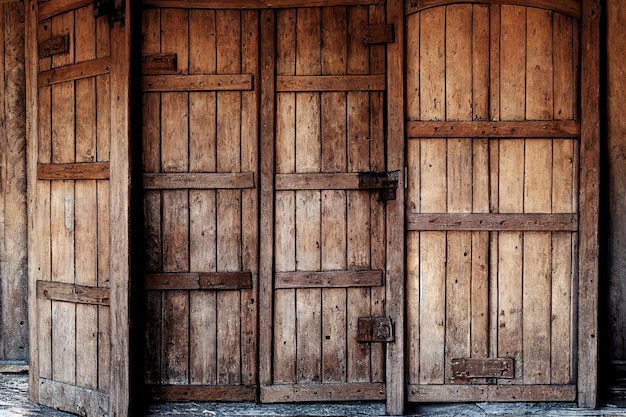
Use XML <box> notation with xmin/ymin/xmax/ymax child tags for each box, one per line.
<box><xmin>406</xmin><ymin>120</ymin><xmax>579</xmax><ymax>138</ymax></box>
<box><xmin>37</xmin><ymin>163</ymin><xmax>110</xmax><ymax>180</ymax></box>
<box><xmin>145</xmin><ymin>272</ymin><xmax>253</xmax><ymax>290</ymax></box>
<box><xmin>408</xmin><ymin>384</ymin><xmax>576</xmax><ymax>402</ymax></box>
<box><xmin>407</xmin><ymin>213</ymin><xmax>578</xmax><ymax>231</ymax></box>
<box><xmin>37</xmin><ymin>281</ymin><xmax>110</xmax><ymax>306</ymax></box>
<box><xmin>142</xmin><ymin>74</ymin><xmax>253</xmax><ymax>92</ymax></box>
<box><xmin>39</xmin><ymin>378</ymin><xmax>109</xmax><ymax>416</ymax></box>
<box><xmin>149</xmin><ymin>385</ymin><xmax>256</xmax><ymax>402</ymax></box>
<box><xmin>260</xmin><ymin>383</ymin><xmax>386</xmax><ymax>403</ymax></box>
<box><xmin>38</xmin><ymin>58</ymin><xmax>111</xmax><ymax>87</ymax></box>
<box><xmin>274</xmin><ymin>270</ymin><xmax>384</xmax><ymax>289</ymax></box>
<box><xmin>143</xmin><ymin>172</ymin><xmax>255</xmax><ymax>189</ymax></box>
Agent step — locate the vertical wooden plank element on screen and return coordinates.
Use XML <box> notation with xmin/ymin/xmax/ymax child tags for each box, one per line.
<box><xmin>578</xmin><ymin>0</ymin><xmax>600</xmax><ymax>407</ymax></box>
<box><xmin>406</xmin><ymin>13</ymin><xmax>419</xmax><ymax>122</ymax></box>
<box><xmin>294</xmin><ymin>6</ymin><xmax>322</xmax><ymax>385</ymax></box>
<box><xmin>320</xmin><ymin>5</ymin><xmax>347</xmax><ymax>385</ymax></box>
<box><xmin>188</xmin><ymin>8</ymin><xmax>218</xmax><ymax>387</ymax></box>
<box><xmin>216</xmin><ymin>9</ymin><xmax>242</xmax><ymax>386</ymax></box>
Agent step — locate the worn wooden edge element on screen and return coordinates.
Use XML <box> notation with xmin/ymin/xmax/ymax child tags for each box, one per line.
<box><xmin>108</xmin><ymin>1</ymin><xmax>132</xmax><ymax>415</ymax></box>
<box><xmin>38</xmin><ymin>0</ymin><xmax>92</xmax><ymax>21</ymax></box>
<box><xmin>143</xmin><ymin>0</ymin><xmax>385</xmax><ymax>8</ymax></box>
<box><xmin>578</xmin><ymin>0</ymin><xmax>600</xmax><ymax>408</ymax></box>
<box><xmin>37</xmin><ymin>162</ymin><xmax>110</xmax><ymax>180</ymax></box>
<box><xmin>142</xmin><ymin>74</ymin><xmax>253</xmax><ymax>92</ymax></box>
<box><xmin>406</xmin><ymin>120</ymin><xmax>580</xmax><ymax>138</ymax></box>
<box><xmin>274</xmin><ymin>270</ymin><xmax>384</xmax><ymax>289</ymax></box>
<box><xmin>148</xmin><ymin>385</ymin><xmax>257</xmax><ymax>402</ymax></box>
<box><xmin>364</xmin><ymin>24</ymin><xmax>395</xmax><ymax>45</ymax></box>
<box><xmin>145</xmin><ymin>272</ymin><xmax>253</xmax><ymax>290</ymax></box>
<box><xmin>37</xmin><ymin>280</ymin><xmax>110</xmax><ymax>306</ymax></box>
<box><xmin>260</xmin><ymin>383</ymin><xmax>386</xmax><ymax>402</ymax></box>
<box><xmin>39</xmin><ymin>378</ymin><xmax>109</xmax><ymax>416</ymax></box>
<box><xmin>276</xmin><ymin>75</ymin><xmax>386</xmax><ymax>92</ymax></box>
<box><xmin>407</xmin><ymin>213</ymin><xmax>579</xmax><ymax>231</ymax></box>
<box><xmin>38</xmin><ymin>34</ymin><xmax>69</xmax><ymax>59</ymax></box>
<box><xmin>142</xmin><ymin>53</ymin><xmax>178</xmax><ymax>74</ymax></box>
<box><xmin>407</xmin><ymin>384</ymin><xmax>577</xmax><ymax>403</ymax></box>
<box><xmin>258</xmin><ymin>9</ymin><xmax>275</xmax><ymax>388</ymax></box>
<box><xmin>386</xmin><ymin>0</ymin><xmax>405</xmax><ymax>413</ymax></box>
<box><xmin>405</xmin><ymin>0</ymin><xmax>581</xmax><ymax>19</ymax></box>
<box><xmin>37</xmin><ymin>57</ymin><xmax>111</xmax><ymax>88</ymax></box>
<box><xmin>25</xmin><ymin>0</ymin><xmax>41</xmax><ymax>403</ymax></box>
<box><xmin>143</xmin><ymin>172</ymin><xmax>255</xmax><ymax>189</ymax></box>
<box><xmin>0</xmin><ymin>360</ymin><xmax>29</xmax><ymax>373</ymax></box>
<box><xmin>276</xmin><ymin>173</ymin><xmax>359</xmax><ymax>190</ymax></box>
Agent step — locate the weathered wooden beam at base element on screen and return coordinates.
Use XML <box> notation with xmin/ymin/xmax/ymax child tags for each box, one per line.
<box><xmin>37</xmin><ymin>162</ymin><xmax>110</xmax><ymax>180</ymax></box>
<box><xmin>407</xmin><ymin>120</ymin><xmax>580</xmax><ymax>138</ymax></box>
<box><xmin>260</xmin><ymin>383</ymin><xmax>386</xmax><ymax>402</ymax></box>
<box><xmin>39</xmin><ymin>378</ymin><xmax>109</xmax><ymax>417</ymax></box>
<box><xmin>407</xmin><ymin>213</ymin><xmax>578</xmax><ymax>231</ymax></box>
<box><xmin>0</xmin><ymin>360</ymin><xmax>29</xmax><ymax>373</ymax></box>
<box><xmin>408</xmin><ymin>384</ymin><xmax>577</xmax><ymax>402</ymax></box>
<box><xmin>405</xmin><ymin>0</ymin><xmax>581</xmax><ymax>19</ymax></box>
<box><xmin>149</xmin><ymin>385</ymin><xmax>257</xmax><ymax>402</ymax></box>
<box><xmin>274</xmin><ymin>270</ymin><xmax>384</xmax><ymax>289</ymax></box>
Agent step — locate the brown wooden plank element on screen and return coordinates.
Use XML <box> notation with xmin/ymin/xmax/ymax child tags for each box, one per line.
<box><xmin>407</xmin><ymin>384</ymin><xmax>577</xmax><ymax>402</ymax></box>
<box><xmin>276</xmin><ymin>75</ymin><xmax>385</xmax><ymax>92</ymax></box>
<box><xmin>37</xmin><ymin>162</ymin><xmax>109</xmax><ymax>180</ymax></box>
<box><xmin>144</xmin><ymin>0</ymin><xmax>384</xmax><ymax>8</ymax></box>
<box><xmin>405</xmin><ymin>0</ymin><xmax>581</xmax><ymax>19</ymax></box>
<box><xmin>406</xmin><ymin>120</ymin><xmax>580</xmax><ymax>138</ymax></box>
<box><xmin>38</xmin><ymin>57</ymin><xmax>110</xmax><ymax>87</ymax></box>
<box><xmin>37</xmin><ymin>281</ymin><xmax>110</xmax><ymax>306</ymax></box>
<box><xmin>142</xmin><ymin>53</ymin><xmax>178</xmax><ymax>74</ymax></box>
<box><xmin>143</xmin><ymin>172</ymin><xmax>255</xmax><ymax>189</ymax></box>
<box><xmin>38</xmin><ymin>34</ymin><xmax>69</xmax><ymax>58</ymax></box>
<box><xmin>39</xmin><ymin>379</ymin><xmax>108</xmax><ymax>416</ymax></box>
<box><xmin>143</xmin><ymin>74</ymin><xmax>253</xmax><ymax>92</ymax></box>
<box><xmin>275</xmin><ymin>270</ymin><xmax>383</xmax><ymax>289</ymax></box>
<box><xmin>363</xmin><ymin>24</ymin><xmax>394</xmax><ymax>45</ymax></box>
<box><xmin>407</xmin><ymin>213</ymin><xmax>578</xmax><ymax>231</ymax></box>
<box><xmin>145</xmin><ymin>272</ymin><xmax>253</xmax><ymax>290</ymax></box>
<box><xmin>149</xmin><ymin>385</ymin><xmax>256</xmax><ymax>402</ymax></box>
<box><xmin>260</xmin><ymin>383</ymin><xmax>386</xmax><ymax>403</ymax></box>
<box><xmin>38</xmin><ymin>0</ymin><xmax>92</xmax><ymax>21</ymax></box>
<box><xmin>276</xmin><ymin>172</ymin><xmax>391</xmax><ymax>190</ymax></box>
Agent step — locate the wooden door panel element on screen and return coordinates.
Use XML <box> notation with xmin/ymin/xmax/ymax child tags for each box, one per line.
<box><xmin>405</xmin><ymin>2</ymin><xmax>578</xmax><ymax>402</ymax></box>
<box><xmin>142</xmin><ymin>8</ymin><xmax>259</xmax><ymax>401</ymax></box>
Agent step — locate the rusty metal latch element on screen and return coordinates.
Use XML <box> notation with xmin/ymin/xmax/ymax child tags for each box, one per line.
<box><xmin>358</xmin><ymin>171</ymin><xmax>399</xmax><ymax>201</ymax></box>
<box><xmin>450</xmin><ymin>357</ymin><xmax>514</xmax><ymax>383</ymax></box>
<box><xmin>94</xmin><ymin>0</ymin><xmax>125</xmax><ymax>25</ymax></box>
<box><xmin>357</xmin><ymin>317</ymin><xmax>394</xmax><ymax>342</ymax></box>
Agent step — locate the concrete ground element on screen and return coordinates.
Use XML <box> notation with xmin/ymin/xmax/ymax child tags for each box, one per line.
<box><xmin>4</xmin><ymin>373</ymin><xmax>626</xmax><ymax>416</ymax></box>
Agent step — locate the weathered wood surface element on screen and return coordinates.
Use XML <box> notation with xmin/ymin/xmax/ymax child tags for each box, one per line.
<box><xmin>405</xmin><ymin>0</ymin><xmax>581</xmax><ymax>19</ymax></box>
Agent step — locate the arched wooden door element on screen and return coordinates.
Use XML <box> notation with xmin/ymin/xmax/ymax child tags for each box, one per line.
<box><xmin>26</xmin><ymin>0</ymin><xmax>132</xmax><ymax>416</ymax></box>
<box><xmin>404</xmin><ymin>0</ymin><xmax>598</xmax><ymax>406</ymax></box>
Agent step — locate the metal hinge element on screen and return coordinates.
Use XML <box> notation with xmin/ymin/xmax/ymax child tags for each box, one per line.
<box><xmin>357</xmin><ymin>317</ymin><xmax>394</xmax><ymax>342</ymax></box>
<box><xmin>94</xmin><ymin>0</ymin><xmax>125</xmax><ymax>26</ymax></box>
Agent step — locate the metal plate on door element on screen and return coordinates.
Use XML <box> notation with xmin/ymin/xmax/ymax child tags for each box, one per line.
<box><xmin>450</xmin><ymin>357</ymin><xmax>514</xmax><ymax>383</ymax></box>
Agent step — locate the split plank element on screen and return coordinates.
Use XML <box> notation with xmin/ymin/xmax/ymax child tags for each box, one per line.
<box><xmin>143</xmin><ymin>74</ymin><xmax>253</xmax><ymax>92</ymax></box>
<box><xmin>276</xmin><ymin>75</ymin><xmax>385</xmax><ymax>92</ymax></box>
<box><xmin>405</xmin><ymin>0</ymin><xmax>581</xmax><ymax>19</ymax></box>
<box><xmin>143</xmin><ymin>173</ymin><xmax>255</xmax><ymax>189</ymax></box>
<box><xmin>407</xmin><ymin>213</ymin><xmax>578</xmax><ymax>231</ymax></box>
<box><xmin>406</xmin><ymin>120</ymin><xmax>579</xmax><ymax>138</ymax></box>
<box><xmin>38</xmin><ymin>58</ymin><xmax>110</xmax><ymax>87</ymax></box>
<box><xmin>275</xmin><ymin>270</ymin><xmax>383</xmax><ymax>289</ymax></box>
<box><xmin>37</xmin><ymin>281</ymin><xmax>110</xmax><ymax>306</ymax></box>
<box><xmin>145</xmin><ymin>272</ymin><xmax>253</xmax><ymax>290</ymax></box>
<box><xmin>37</xmin><ymin>162</ymin><xmax>109</xmax><ymax>180</ymax></box>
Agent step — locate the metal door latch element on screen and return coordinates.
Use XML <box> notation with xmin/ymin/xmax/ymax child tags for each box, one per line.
<box><xmin>357</xmin><ymin>317</ymin><xmax>394</xmax><ymax>342</ymax></box>
<box><xmin>358</xmin><ymin>171</ymin><xmax>400</xmax><ymax>201</ymax></box>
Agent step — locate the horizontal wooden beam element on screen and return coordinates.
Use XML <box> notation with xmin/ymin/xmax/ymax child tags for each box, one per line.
<box><xmin>39</xmin><ymin>379</ymin><xmax>109</xmax><ymax>416</ymax></box>
<box><xmin>407</xmin><ymin>213</ymin><xmax>578</xmax><ymax>231</ymax></box>
<box><xmin>405</xmin><ymin>0</ymin><xmax>581</xmax><ymax>19</ymax></box>
<box><xmin>0</xmin><ymin>360</ymin><xmax>29</xmax><ymax>373</ymax></box>
<box><xmin>37</xmin><ymin>163</ymin><xmax>110</xmax><ymax>180</ymax></box>
<box><xmin>143</xmin><ymin>172</ymin><xmax>255</xmax><ymax>189</ymax></box>
<box><xmin>39</xmin><ymin>0</ymin><xmax>92</xmax><ymax>21</ymax></box>
<box><xmin>261</xmin><ymin>383</ymin><xmax>386</xmax><ymax>402</ymax></box>
<box><xmin>145</xmin><ymin>272</ymin><xmax>253</xmax><ymax>290</ymax></box>
<box><xmin>274</xmin><ymin>270</ymin><xmax>383</xmax><ymax>289</ymax></box>
<box><xmin>277</xmin><ymin>75</ymin><xmax>385</xmax><ymax>92</ymax></box>
<box><xmin>408</xmin><ymin>384</ymin><xmax>576</xmax><ymax>403</ymax></box>
<box><xmin>148</xmin><ymin>385</ymin><xmax>256</xmax><ymax>402</ymax></box>
<box><xmin>142</xmin><ymin>74</ymin><xmax>253</xmax><ymax>92</ymax></box>
<box><xmin>144</xmin><ymin>0</ymin><xmax>384</xmax><ymax>8</ymax></box>
<box><xmin>142</xmin><ymin>53</ymin><xmax>178</xmax><ymax>75</ymax></box>
<box><xmin>38</xmin><ymin>34</ymin><xmax>70</xmax><ymax>59</ymax></box>
<box><xmin>276</xmin><ymin>172</ymin><xmax>397</xmax><ymax>191</ymax></box>
<box><xmin>406</xmin><ymin>120</ymin><xmax>580</xmax><ymax>138</ymax></box>
<box><xmin>38</xmin><ymin>58</ymin><xmax>111</xmax><ymax>87</ymax></box>
<box><xmin>37</xmin><ymin>281</ymin><xmax>110</xmax><ymax>306</ymax></box>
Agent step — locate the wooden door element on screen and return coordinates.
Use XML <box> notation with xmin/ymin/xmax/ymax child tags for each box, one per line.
<box><xmin>259</xmin><ymin>4</ymin><xmax>397</xmax><ymax>403</ymax></box>
<box><xmin>26</xmin><ymin>0</ymin><xmax>132</xmax><ymax>416</ymax></box>
<box><xmin>404</xmin><ymin>0</ymin><xmax>588</xmax><ymax>403</ymax></box>
<box><xmin>141</xmin><ymin>6</ymin><xmax>260</xmax><ymax>402</ymax></box>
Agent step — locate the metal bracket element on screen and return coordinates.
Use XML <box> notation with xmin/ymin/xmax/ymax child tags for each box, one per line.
<box><xmin>358</xmin><ymin>170</ymin><xmax>399</xmax><ymax>201</ymax></box>
<box><xmin>450</xmin><ymin>357</ymin><xmax>514</xmax><ymax>383</ymax></box>
<box><xmin>357</xmin><ymin>317</ymin><xmax>394</xmax><ymax>342</ymax></box>
<box><xmin>94</xmin><ymin>0</ymin><xmax>125</xmax><ymax>26</ymax></box>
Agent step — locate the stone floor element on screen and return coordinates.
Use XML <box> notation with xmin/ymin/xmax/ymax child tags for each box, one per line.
<box><xmin>4</xmin><ymin>373</ymin><xmax>626</xmax><ymax>416</ymax></box>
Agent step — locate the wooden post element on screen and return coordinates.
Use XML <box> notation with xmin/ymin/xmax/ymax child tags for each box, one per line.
<box><xmin>578</xmin><ymin>0</ymin><xmax>600</xmax><ymax>408</ymax></box>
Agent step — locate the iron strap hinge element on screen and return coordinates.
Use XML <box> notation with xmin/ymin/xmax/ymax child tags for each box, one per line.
<box><xmin>94</xmin><ymin>0</ymin><xmax>125</xmax><ymax>25</ymax></box>
<box><xmin>357</xmin><ymin>170</ymin><xmax>400</xmax><ymax>201</ymax></box>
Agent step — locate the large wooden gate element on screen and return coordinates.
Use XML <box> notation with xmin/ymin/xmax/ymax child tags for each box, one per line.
<box><xmin>404</xmin><ymin>0</ymin><xmax>595</xmax><ymax>404</ymax></box>
<box><xmin>26</xmin><ymin>0</ymin><xmax>132</xmax><ymax>416</ymax></box>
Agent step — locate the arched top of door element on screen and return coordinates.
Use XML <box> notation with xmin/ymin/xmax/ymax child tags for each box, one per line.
<box><xmin>405</xmin><ymin>0</ymin><xmax>581</xmax><ymax>19</ymax></box>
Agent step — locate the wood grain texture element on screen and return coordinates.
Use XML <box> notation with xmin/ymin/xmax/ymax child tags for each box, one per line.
<box><xmin>405</xmin><ymin>0</ymin><xmax>581</xmax><ymax>19</ymax></box>
<box><xmin>407</xmin><ymin>213</ymin><xmax>578</xmax><ymax>231</ymax></box>
<box><xmin>406</xmin><ymin>120</ymin><xmax>579</xmax><ymax>138</ymax></box>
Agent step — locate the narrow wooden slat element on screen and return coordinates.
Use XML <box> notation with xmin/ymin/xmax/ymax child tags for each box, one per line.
<box><xmin>38</xmin><ymin>57</ymin><xmax>111</xmax><ymax>87</ymax></box>
<box><xmin>144</xmin><ymin>0</ymin><xmax>385</xmax><ymax>8</ymax></box>
<box><xmin>145</xmin><ymin>272</ymin><xmax>253</xmax><ymax>290</ymax></box>
<box><xmin>276</xmin><ymin>75</ymin><xmax>385</xmax><ymax>92</ymax></box>
<box><xmin>407</xmin><ymin>384</ymin><xmax>577</xmax><ymax>402</ymax></box>
<box><xmin>275</xmin><ymin>270</ymin><xmax>383</xmax><ymax>289</ymax></box>
<box><xmin>37</xmin><ymin>162</ymin><xmax>110</xmax><ymax>180</ymax></box>
<box><xmin>407</xmin><ymin>213</ymin><xmax>578</xmax><ymax>231</ymax></box>
<box><xmin>148</xmin><ymin>385</ymin><xmax>256</xmax><ymax>402</ymax></box>
<box><xmin>38</xmin><ymin>34</ymin><xmax>69</xmax><ymax>58</ymax></box>
<box><xmin>142</xmin><ymin>74</ymin><xmax>253</xmax><ymax>92</ymax></box>
<box><xmin>37</xmin><ymin>281</ymin><xmax>110</xmax><ymax>306</ymax></box>
<box><xmin>142</xmin><ymin>53</ymin><xmax>178</xmax><ymax>75</ymax></box>
<box><xmin>275</xmin><ymin>172</ymin><xmax>396</xmax><ymax>190</ymax></box>
<box><xmin>143</xmin><ymin>172</ymin><xmax>255</xmax><ymax>189</ymax></box>
<box><xmin>260</xmin><ymin>383</ymin><xmax>386</xmax><ymax>403</ymax></box>
<box><xmin>363</xmin><ymin>24</ymin><xmax>394</xmax><ymax>45</ymax></box>
<box><xmin>405</xmin><ymin>0</ymin><xmax>581</xmax><ymax>19</ymax></box>
<box><xmin>39</xmin><ymin>379</ymin><xmax>109</xmax><ymax>416</ymax></box>
<box><xmin>407</xmin><ymin>120</ymin><xmax>580</xmax><ymax>138</ymax></box>
<box><xmin>38</xmin><ymin>0</ymin><xmax>92</xmax><ymax>21</ymax></box>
